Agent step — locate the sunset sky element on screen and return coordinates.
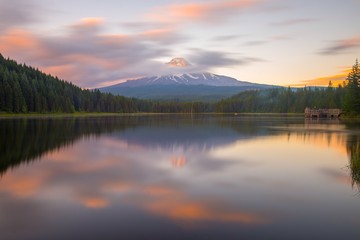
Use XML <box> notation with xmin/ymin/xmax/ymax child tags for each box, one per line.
<box><xmin>0</xmin><ymin>0</ymin><xmax>359</xmax><ymax>88</ymax></box>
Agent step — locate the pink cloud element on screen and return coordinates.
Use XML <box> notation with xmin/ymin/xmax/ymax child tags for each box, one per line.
<box><xmin>147</xmin><ymin>0</ymin><xmax>259</xmax><ymax>23</ymax></box>
<box><xmin>320</xmin><ymin>35</ymin><xmax>360</xmax><ymax>55</ymax></box>
<box><xmin>141</xmin><ymin>185</ymin><xmax>267</xmax><ymax>224</ymax></box>
<box><xmin>0</xmin><ymin>168</ymin><xmax>49</xmax><ymax>198</ymax></box>
<box><xmin>0</xmin><ymin>19</ymin><xmax>178</xmax><ymax>88</ymax></box>
<box><xmin>0</xmin><ymin>1</ymin><xmax>260</xmax><ymax>88</ymax></box>
<box><xmin>0</xmin><ymin>29</ymin><xmax>46</xmax><ymax>60</ymax></box>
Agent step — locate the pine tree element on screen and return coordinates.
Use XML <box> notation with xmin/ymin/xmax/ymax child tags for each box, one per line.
<box><xmin>344</xmin><ymin>59</ymin><xmax>360</xmax><ymax>114</ymax></box>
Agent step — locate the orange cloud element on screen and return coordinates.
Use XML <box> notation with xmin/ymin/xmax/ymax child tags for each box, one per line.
<box><xmin>79</xmin><ymin>197</ymin><xmax>109</xmax><ymax>209</ymax></box>
<box><xmin>142</xmin><ymin>186</ymin><xmax>267</xmax><ymax>224</ymax></box>
<box><xmin>80</xmin><ymin>17</ymin><xmax>104</xmax><ymax>26</ymax></box>
<box><xmin>167</xmin><ymin>3</ymin><xmax>209</xmax><ymax>20</ymax></box>
<box><xmin>42</xmin><ymin>65</ymin><xmax>77</xmax><ymax>82</ymax></box>
<box><xmin>146</xmin><ymin>200</ymin><xmax>265</xmax><ymax>223</ymax></box>
<box><xmin>171</xmin><ymin>156</ymin><xmax>187</xmax><ymax>168</ymax></box>
<box><xmin>0</xmin><ymin>177</ymin><xmax>42</xmax><ymax>197</ymax></box>
<box><xmin>148</xmin><ymin>0</ymin><xmax>257</xmax><ymax>23</ymax></box>
<box><xmin>291</xmin><ymin>67</ymin><xmax>351</xmax><ymax>87</ymax></box>
<box><xmin>0</xmin><ymin>29</ymin><xmax>45</xmax><ymax>58</ymax></box>
<box><xmin>70</xmin><ymin>17</ymin><xmax>105</xmax><ymax>33</ymax></box>
<box><xmin>0</xmin><ymin>19</ymin><xmax>179</xmax><ymax>88</ymax></box>
<box><xmin>0</xmin><ymin>171</ymin><xmax>48</xmax><ymax>198</ymax></box>
<box><xmin>141</xmin><ymin>28</ymin><xmax>173</xmax><ymax>38</ymax></box>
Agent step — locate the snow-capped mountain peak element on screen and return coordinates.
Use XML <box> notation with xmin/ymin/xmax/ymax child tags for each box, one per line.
<box><xmin>166</xmin><ymin>57</ymin><xmax>190</xmax><ymax>67</ymax></box>
<box><xmin>113</xmin><ymin>72</ymin><xmax>256</xmax><ymax>87</ymax></box>
<box><xmin>99</xmin><ymin>70</ymin><xmax>275</xmax><ymax>100</ymax></box>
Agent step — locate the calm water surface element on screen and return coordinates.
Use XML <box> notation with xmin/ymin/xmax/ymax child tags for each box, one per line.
<box><xmin>0</xmin><ymin>115</ymin><xmax>360</xmax><ymax>239</ymax></box>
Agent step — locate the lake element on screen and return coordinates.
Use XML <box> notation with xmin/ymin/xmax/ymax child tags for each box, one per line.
<box><xmin>0</xmin><ymin>115</ymin><xmax>359</xmax><ymax>239</ymax></box>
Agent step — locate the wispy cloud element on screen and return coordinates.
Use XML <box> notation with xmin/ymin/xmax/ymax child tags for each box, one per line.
<box><xmin>187</xmin><ymin>50</ymin><xmax>241</xmax><ymax>68</ymax></box>
<box><xmin>211</xmin><ymin>35</ymin><xmax>242</xmax><ymax>42</ymax></box>
<box><xmin>243</xmin><ymin>40</ymin><xmax>268</xmax><ymax>46</ymax></box>
<box><xmin>0</xmin><ymin>0</ymin><xmax>268</xmax><ymax>87</ymax></box>
<box><xmin>120</xmin><ymin>21</ymin><xmax>166</xmax><ymax>32</ymax></box>
<box><xmin>147</xmin><ymin>0</ymin><xmax>260</xmax><ymax>24</ymax></box>
<box><xmin>186</xmin><ymin>49</ymin><xmax>263</xmax><ymax>70</ymax></box>
<box><xmin>0</xmin><ymin>0</ymin><xmax>39</xmax><ymax>32</ymax></box>
<box><xmin>0</xmin><ymin>18</ymin><xmax>186</xmax><ymax>88</ymax></box>
<box><xmin>142</xmin><ymin>185</ymin><xmax>267</xmax><ymax>224</ymax></box>
<box><xmin>0</xmin><ymin>15</ymin><xmax>263</xmax><ymax>88</ymax></box>
<box><xmin>319</xmin><ymin>35</ymin><xmax>360</xmax><ymax>55</ymax></box>
<box><xmin>272</xmin><ymin>18</ymin><xmax>317</xmax><ymax>26</ymax></box>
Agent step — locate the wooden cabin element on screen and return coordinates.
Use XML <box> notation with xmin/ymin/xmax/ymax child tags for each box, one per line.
<box><xmin>304</xmin><ymin>108</ymin><xmax>342</xmax><ymax>118</ymax></box>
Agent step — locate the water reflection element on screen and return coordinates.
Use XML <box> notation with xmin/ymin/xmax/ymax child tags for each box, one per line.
<box><xmin>1</xmin><ymin>116</ymin><xmax>360</xmax><ymax>239</ymax></box>
<box><xmin>0</xmin><ymin>116</ymin><xmax>276</xmax><ymax>176</ymax></box>
<box><xmin>0</xmin><ymin>117</ymin><xmax>138</xmax><ymax>175</ymax></box>
<box><xmin>346</xmin><ymin>135</ymin><xmax>360</xmax><ymax>188</ymax></box>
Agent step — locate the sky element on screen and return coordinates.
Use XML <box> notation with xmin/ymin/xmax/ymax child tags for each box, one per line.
<box><xmin>0</xmin><ymin>0</ymin><xmax>359</xmax><ymax>88</ymax></box>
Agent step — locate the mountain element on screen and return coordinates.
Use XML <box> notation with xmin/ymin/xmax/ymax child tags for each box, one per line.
<box><xmin>100</xmin><ymin>73</ymin><xmax>275</xmax><ymax>101</ymax></box>
<box><xmin>166</xmin><ymin>57</ymin><xmax>190</xmax><ymax>67</ymax></box>
<box><xmin>114</xmin><ymin>72</ymin><xmax>263</xmax><ymax>87</ymax></box>
<box><xmin>100</xmin><ymin>58</ymin><xmax>275</xmax><ymax>101</ymax></box>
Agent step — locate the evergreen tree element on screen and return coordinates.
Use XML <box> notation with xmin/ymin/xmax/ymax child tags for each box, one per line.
<box><xmin>344</xmin><ymin>59</ymin><xmax>360</xmax><ymax>114</ymax></box>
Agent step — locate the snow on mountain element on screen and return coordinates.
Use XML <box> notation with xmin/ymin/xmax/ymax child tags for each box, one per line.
<box><xmin>166</xmin><ymin>57</ymin><xmax>190</xmax><ymax>67</ymax></box>
<box><xmin>99</xmin><ymin>57</ymin><xmax>276</xmax><ymax>100</ymax></box>
<box><xmin>116</xmin><ymin>72</ymin><xmax>256</xmax><ymax>87</ymax></box>
<box><xmin>114</xmin><ymin>58</ymin><xmax>259</xmax><ymax>87</ymax></box>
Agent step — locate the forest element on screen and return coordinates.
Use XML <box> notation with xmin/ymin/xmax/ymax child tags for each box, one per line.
<box><xmin>0</xmin><ymin>53</ymin><xmax>212</xmax><ymax>113</ymax></box>
<box><xmin>0</xmin><ymin>53</ymin><xmax>359</xmax><ymax>114</ymax></box>
<box><xmin>214</xmin><ymin>85</ymin><xmax>345</xmax><ymax>113</ymax></box>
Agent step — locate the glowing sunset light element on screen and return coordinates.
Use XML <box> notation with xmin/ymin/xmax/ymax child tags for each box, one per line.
<box><xmin>0</xmin><ymin>0</ymin><xmax>358</xmax><ymax>87</ymax></box>
<box><xmin>171</xmin><ymin>156</ymin><xmax>187</xmax><ymax>168</ymax></box>
<box><xmin>142</xmin><ymin>186</ymin><xmax>267</xmax><ymax>224</ymax></box>
<box><xmin>80</xmin><ymin>197</ymin><xmax>110</xmax><ymax>209</ymax></box>
<box><xmin>0</xmin><ymin>175</ymin><xmax>44</xmax><ymax>197</ymax></box>
<box><xmin>291</xmin><ymin>68</ymin><xmax>351</xmax><ymax>87</ymax></box>
<box><xmin>80</xmin><ymin>17</ymin><xmax>104</xmax><ymax>26</ymax></box>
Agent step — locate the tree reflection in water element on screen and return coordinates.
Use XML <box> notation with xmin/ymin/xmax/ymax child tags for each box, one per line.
<box><xmin>0</xmin><ymin>115</ymin><xmax>269</xmax><ymax>176</ymax></box>
<box><xmin>347</xmin><ymin>134</ymin><xmax>360</xmax><ymax>189</ymax></box>
<box><xmin>2</xmin><ymin>115</ymin><xmax>360</xmax><ymax>193</ymax></box>
<box><xmin>0</xmin><ymin>117</ymin><xmax>136</xmax><ymax>175</ymax></box>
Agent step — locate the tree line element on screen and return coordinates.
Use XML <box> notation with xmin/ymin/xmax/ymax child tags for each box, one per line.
<box><xmin>216</xmin><ymin>60</ymin><xmax>360</xmax><ymax>114</ymax></box>
<box><xmin>0</xmin><ymin>53</ymin><xmax>140</xmax><ymax>113</ymax></box>
<box><xmin>0</xmin><ymin>53</ymin><xmax>359</xmax><ymax>114</ymax></box>
<box><xmin>0</xmin><ymin>54</ymin><xmax>212</xmax><ymax>113</ymax></box>
<box><xmin>214</xmin><ymin>86</ymin><xmax>345</xmax><ymax>113</ymax></box>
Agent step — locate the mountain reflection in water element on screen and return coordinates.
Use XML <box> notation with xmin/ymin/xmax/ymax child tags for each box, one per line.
<box><xmin>0</xmin><ymin>115</ymin><xmax>360</xmax><ymax>240</ymax></box>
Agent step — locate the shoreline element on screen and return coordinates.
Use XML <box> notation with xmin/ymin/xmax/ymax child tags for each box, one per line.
<box><xmin>0</xmin><ymin>112</ymin><xmax>305</xmax><ymax>119</ymax></box>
